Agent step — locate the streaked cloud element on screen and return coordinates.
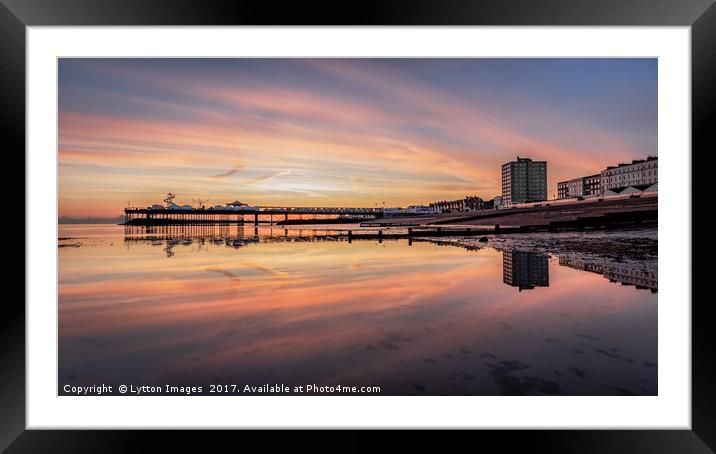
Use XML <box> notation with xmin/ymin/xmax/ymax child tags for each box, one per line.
<box><xmin>58</xmin><ymin>58</ymin><xmax>657</xmax><ymax>217</ymax></box>
<box><xmin>210</xmin><ymin>164</ymin><xmax>244</xmax><ymax>179</ymax></box>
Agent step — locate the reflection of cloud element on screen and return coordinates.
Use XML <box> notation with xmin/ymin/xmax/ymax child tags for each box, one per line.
<box><xmin>59</xmin><ymin>240</ymin><xmax>657</xmax><ymax>395</ymax></box>
<box><xmin>205</xmin><ymin>267</ymin><xmax>241</xmax><ymax>282</ymax></box>
<box><xmin>241</xmin><ymin>262</ymin><xmax>287</xmax><ymax>278</ymax></box>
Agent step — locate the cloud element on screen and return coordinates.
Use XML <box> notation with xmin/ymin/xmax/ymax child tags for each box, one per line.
<box><xmin>210</xmin><ymin>164</ymin><xmax>244</xmax><ymax>179</ymax></box>
<box><xmin>57</xmin><ymin>59</ymin><xmax>656</xmax><ymax>216</ymax></box>
<box><xmin>242</xmin><ymin>170</ymin><xmax>290</xmax><ymax>186</ymax></box>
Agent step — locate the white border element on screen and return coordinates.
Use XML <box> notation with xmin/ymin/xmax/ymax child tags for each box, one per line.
<box><xmin>27</xmin><ymin>27</ymin><xmax>691</xmax><ymax>429</ymax></box>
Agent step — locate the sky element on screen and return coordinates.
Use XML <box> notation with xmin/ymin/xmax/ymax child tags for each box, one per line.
<box><xmin>58</xmin><ymin>58</ymin><xmax>657</xmax><ymax>217</ymax></box>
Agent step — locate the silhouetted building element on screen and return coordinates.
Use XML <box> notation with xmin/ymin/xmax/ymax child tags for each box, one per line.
<box><xmin>464</xmin><ymin>196</ymin><xmax>484</xmax><ymax>211</ymax></box>
<box><xmin>503</xmin><ymin>250</ymin><xmax>549</xmax><ymax>290</ymax></box>
<box><xmin>501</xmin><ymin>157</ymin><xmax>547</xmax><ymax>206</ymax></box>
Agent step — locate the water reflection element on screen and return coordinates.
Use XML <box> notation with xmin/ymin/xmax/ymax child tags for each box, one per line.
<box><xmin>124</xmin><ymin>223</ymin><xmax>355</xmax><ymax>240</ymax></box>
<box><xmin>59</xmin><ymin>225</ymin><xmax>658</xmax><ymax>396</ymax></box>
<box><xmin>123</xmin><ymin>229</ymin><xmax>655</xmax><ymax>293</ymax></box>
<box><xmin>558</xmin><ymin>256</ymin><xmax>657</xmax><ymax>293</ymax></box>
<box><xmin>502</xmin><ymin>250</ymin><xmax>549</xmax><ymax>291</ymax></box>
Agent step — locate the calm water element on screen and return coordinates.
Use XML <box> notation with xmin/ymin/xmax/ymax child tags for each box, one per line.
<box><xmin>58</xmin><ymin>224</ymin><xmax>657</xmax><ymax>396</ymax></box>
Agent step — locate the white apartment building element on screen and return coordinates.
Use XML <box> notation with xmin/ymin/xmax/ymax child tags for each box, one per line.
<box><xmin>600</xmin><ymin>156</ymin><xmax>658</xmax><ymax>191</ymax></box>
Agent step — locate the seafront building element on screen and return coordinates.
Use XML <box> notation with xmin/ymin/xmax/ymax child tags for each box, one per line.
<box><xmin>501</xmin><ymin>157</ymin><xmax>548</xmax><ymax>206</ymax></box>
<box><xmin>406</xmin><ymin>205</ymin><xmax>435</xmax><ymax>214</ymax></box>
<box><xmin>382</xmin><ymin>205</ymin><xmax>437</xmax><ymax>215</ymax></box>
<box><xmin>557</xmin><ymin>174</ymin><xmax>601</xmax><ymax>199</ymax></box>
<box><xmin>382</xmin><ymin>196</ymin><xmax>486</xmax><ymax>215</ymax></box>
<box><xmin>429</xmin><ymin>196</ymin><xmax>485</xmax><ymax>213</ymax></box>
<box><xmin>557</xmin><ymin>177</ymin><xmax>583</xmax><ymax>200</ymax></box>
<box><xmin>584</xmin><ymin>174</ymin><xmax>601</xmax><ymax>196</ymax></box>
<box><xmin>493</xmin><ymin>196</ymin><xmax>502</xmax><ymax>209</ymax></box>
<box><xmin>600</xmin><ymin>156</ymin><xmax>658</xmax><ymax>191</ymax></box>
<box><xmin>556</xmin><ymin>156</ymin><xmax>657</xmax><ymax>200</ymax></box>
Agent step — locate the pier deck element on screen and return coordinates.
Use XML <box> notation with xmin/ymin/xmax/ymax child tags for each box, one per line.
<box><xmin>124</xmin><ymin>195</ymin><xmax>656</xmax><ymax>233</ymax></box>
<box><xmin>124</xmin><ymin>206</ymin><xmax>382</xmax><ymax>226</ymax></box>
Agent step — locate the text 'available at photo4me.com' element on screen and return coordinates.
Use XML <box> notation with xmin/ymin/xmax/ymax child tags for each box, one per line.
<box><xmin>61</xmin><ymin>383</ymin><xmax>383</xmax><ymax>396</ymax></box>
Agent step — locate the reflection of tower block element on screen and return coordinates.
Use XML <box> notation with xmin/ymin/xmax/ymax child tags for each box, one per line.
<box><xmin>503</xmin><ymin>250</ymin><xmax>549</xmax><ymax>291</ymax></box>
<box><xmin>163</xmin><ymin>192</ymin><xmax>176</xmax><ymax>207</ymax></box>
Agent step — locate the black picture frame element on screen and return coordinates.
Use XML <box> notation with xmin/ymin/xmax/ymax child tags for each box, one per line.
<box><xmin>3</xmin><ymin>0</ymin><xmax>711</xmax><ymax>452</ymax></box>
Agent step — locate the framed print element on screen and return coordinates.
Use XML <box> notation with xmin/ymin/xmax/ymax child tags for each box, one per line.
<box><xmin>4</xmin><ymin>0</ymin><xmax>713</xmax><ymax>451</ymax></box>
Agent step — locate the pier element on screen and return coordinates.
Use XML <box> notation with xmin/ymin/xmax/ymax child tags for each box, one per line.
<box><xmin>123</xmin><ymin>194</ymin><xmax>657</xmax><ymax>233</ymax></box>
<box><xmin>124</xmin><ymin>206</ymin><xmax>383</xmax><ymax>226</ymax></box>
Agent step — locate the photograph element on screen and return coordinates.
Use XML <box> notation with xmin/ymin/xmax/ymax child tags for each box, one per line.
<box><xmin>57</xmin><ymin>57</ymin><xmax>659</xmax><ymax>397</ymax></box>
<box><xmin>3</xmin><ymin>0</ymin><xmax>710</xmax><ymax>446</ymax></box>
